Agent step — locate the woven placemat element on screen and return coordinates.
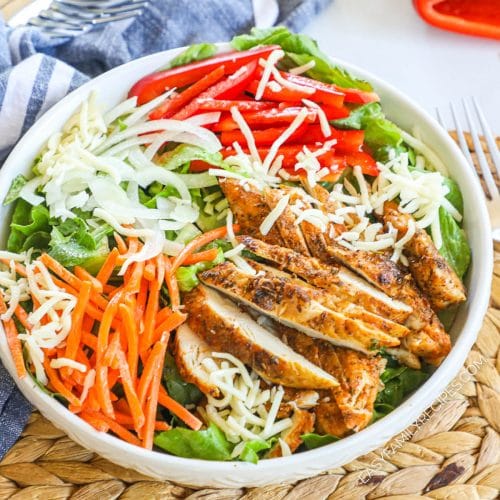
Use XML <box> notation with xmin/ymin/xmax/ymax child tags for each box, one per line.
<box><xmin>0</xmin><ymin>134</ymin><xmax>499</xmax><ymax>500</ymax></box>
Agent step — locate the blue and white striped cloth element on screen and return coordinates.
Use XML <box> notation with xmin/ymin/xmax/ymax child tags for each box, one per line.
<box><xmin>0</xmin><ymin>0</ymin><xmax>332</xmax><ymax>459</ymax></box>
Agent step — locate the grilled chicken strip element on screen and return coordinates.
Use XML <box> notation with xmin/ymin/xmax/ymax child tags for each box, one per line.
<box><xmin>200</xmin><ymin>261</ymin><xmax>402</xmax><ymax>354</ymax></box>
<box><xmin>315</xmin><ymin>401</ymin><xmax>351</xmax><ymax>438</ymax></box>
<box><xmin>239</xmin><ymin>236</ymin><xmax>412</xmax><ymax>324</ymax></box>
<box><xmin>266</xmin><ymin>409</ymin><xmax>315</xmax><ymax>458</ymax></box>
<box><xmin>383</xmin><ymin>201</ymin><xmax>466</xmax><ymax>310</ymax></box>
<box><xmin>174</xmin><ymin>324</ymin><xmax>220</xmax><ymax>398</ymax></box>
<box><xmin>250</xmin><ymin>260</ymin><xmax>410</xmax><ymax>339</ymax></box>
<box><xmin>263</xmin><ymin>187</ymin><xmax>311</xmax><ymax>255</ymax></box>
<box><xmin>183</xmin><ymin>285</ymin><xmax>337</xmax><ymax>389</ymax></box>
<box><xmin>303</xmin><ymin>184</ymin><xmax>452</xmax><ymax>362</ymax></box>
<box><xmin>281</xmin><ymin>326</ymin><xmax>384</xmax><ymax>432</ymax></box>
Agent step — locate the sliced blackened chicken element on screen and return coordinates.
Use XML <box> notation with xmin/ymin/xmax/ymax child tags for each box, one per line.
<box><xmin>219</xmin><ymin>179</ymin><xmax>284</xmax><ymax>246</ymax></box>
<box><xmin>266</xmin><ymin>409</ymin><xmax>315</xmax><ymax>458</ymax></box>
<box><xmin>263</xmin><ymin>188</ymin><xmax>311</xmax><ymax>255</ymax></box>
<box><xmin>173</xmin><ymin>324</ymin><xmax>220</xmax><ymax>398</ymax></box>
<box><xmin>238</xmin><ymin>236</ymin><xmax>412</xmax><ymax>324</ymax></box>
<box><xmin>383</xmin><ymin>201</ymin><xmax>466</xmax><ymax>311</ymax></box>
<box><xmin>183</xmin><ymin>285</ymin><xmax>337</xmax><ymax>389</ymax></box>
<box><xmin>199</xmin><ymin>261</ymin><xmax>403</xmax><ymax>354</ymax></box>
<box><xmin>249</xmin><ymin>260</ymin><xmax>410</xmax><ymax>339</ymax></box>
<box><xmin>281</xmin><ymin>326</ymin><xmax>384</xmax><ymax>432</ymax></box>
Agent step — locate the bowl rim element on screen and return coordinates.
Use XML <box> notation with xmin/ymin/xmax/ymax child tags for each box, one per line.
<box><xmin>0</xmin><ymin>43</ymin><xmax>493</xmax><ymax>485</ymax></box>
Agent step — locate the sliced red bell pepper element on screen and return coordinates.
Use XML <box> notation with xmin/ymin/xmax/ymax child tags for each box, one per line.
<box><xmin>149</xmin><ymin>66</ymin><xmax>226</xmax><ymax>120</ymax></box>
<box><xmin>277</xmin><ymin>70</ymin><xmax>379</xmax><ymax>105</ymax></box>
<box><xmin>294</xmin><ymin>125</ymin><xmax>365</xmax><ymax>153</ymax></box>
<box><xmin>220</xmin><ymin>124</ymin><xmax>307</xmax><ymax>147</ymax></box>
<box><xmin>322</xmin><ymin>105</ymin><xmax>351</xmax><ymax>120</ymax></box>
<box><xmin>212</xmin><ymin>107</ymin><xmax>317</xmax><ymax>132</ymax></box>
<box><xmin>172</xmin><ymin>61</ymin><xmax>259</xmax><ymax>120</ymax></box>
<box><xmin>345</xmin><ymin>151</ymin><xmax>379</xmax><ymax>176</ymax></box>
<box><xmin>257</xmin><ymin>69</ymin><xmax>346</xmax><ymax>108</ymax></box>
<box><xmin>129</xmin><ymin>45</ymin><xmax>280</xmax><ymax>104</ymax></box>
<box><xmin>246</xmin><ymin>80</ymin><xmax>323</xmax><ymax>104</ymax></box>
<box><xmin>197</xmin><ymin>99</ymin><xmax>275</xmax><ymax>112</ymax></box>
<box><xmin>414</xmin><ymin>0</ymin><xmax>500</xmax><ymax>40</ymax></box>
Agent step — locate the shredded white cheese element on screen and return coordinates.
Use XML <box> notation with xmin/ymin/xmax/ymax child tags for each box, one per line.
<box><xmin>260</xmin><ymin>194</ymin><xmax>290</xmax><ymax>236</ymax></box>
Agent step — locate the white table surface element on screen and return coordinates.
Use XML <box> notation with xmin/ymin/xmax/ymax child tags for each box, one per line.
<box><xmin>304</xmin><ymin>0</ymin><xmax>500</xmax><ymax>135</ymax></box>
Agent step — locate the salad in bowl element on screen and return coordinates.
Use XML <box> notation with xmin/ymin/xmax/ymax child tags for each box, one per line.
<box><xmin>0</xmin><ymin>27</ymin><xmax>474</xmax><ymax>467</ymax></box>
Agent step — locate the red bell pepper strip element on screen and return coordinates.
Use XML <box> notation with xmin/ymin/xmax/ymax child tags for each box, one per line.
<box><xmin>220</xmin><ymin>124</ymin><xmax>307</xmax><ymax>147</ymax></box>
<box><xmin>212</xmin><ymin>107</ymin><xmax>317</xmax><ymax>132</ymax></box>
<box><xmin>255</xmin><ymin>69</ymin><xmax>346</xmax><ymax>108</ymax></box>
<box><xmin>276</xmin><ymin>70</ymin><xmax>379</xmax><ymax>105</ymax></box>
<box><xmin>197</xmin><ymin>99</ymin><xmax>275</xmax><ymax>112</ymax></box>
<box><xmin>276</xmin><ymin>101</ymin><xmax>351</xmax><ymax>119</ymax></box>
<box><xmin>413</xmin><ymin>0</ymin><xmax>500</xmax><ymax>40</ymax></box>
<box><xmin>172</xmin><ymin>61</ymin><xmax>259</xmax><ymax>120</ymax></box>
<box><xmin>149</xmin><ymin>66</ymin><xmax>226</xmax><ymax>120</ymax></box>
<box><xmin>344</xmin><ymin>151</ymin><xmax>379</xmax><ymax>176</ymax></box>
<box><xmin>246</xmin><ymin>79</ymin><xmax>324</xmax><ymax>104</ymax></box>
<box><xmin>129</xmin><ymin>45</ymin><xmax>280</xmax><ymax>104</ymax></box>
<box><xmin>293</xmin><ymin>125</ymin><xmax>365</xmax><ymax>153</ymax></box>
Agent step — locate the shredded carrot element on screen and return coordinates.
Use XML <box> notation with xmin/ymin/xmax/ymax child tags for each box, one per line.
<box><xmin>118</xmin><ymin>303</ymin><xmax>139</xmax><ymax>387</ymax></box>
<box><xmin>74</xmin><ymin>267</ymin><xmax>103</xmax><ymax>294</ymax></box>
<box><xmin>116</xmin><ymin>348</ymin><xmax>145</xmax><ymax>433</ymax></box>
<box><xmin>181</xmin><ymin>247</ymin><xmax>219</xmax><ymax>265</ymax></box>
<box><xmin>103</xmin><ymin>332</ymin><xmax>121</xmax><ymax>368</ymax></box>
<box><xmin>83</xmin><ymin>410</ymin><xmax>142</xmax><ymax>446</ymax></box>
<box><xmin>140</xmin><ymin>279</ymin><xmax>160</xmax><ymax>353</ymax></box>
<box><xmin>170</xmin><ymin>225</ymin><xmax>239</xmax><ymax>273</ymax></box>
<box><xmin>156</xmin><ymin>306</ymin><xmax>172</xmax><ymax>325</ymax></box>
<box><xmin>81</xmin><ymin>331</ymin><xmax>98</xmax><ymax>351</ymax></box>
<box><xmin>143</xmin><ymin>339</ymin><xmax>168</xmax><ymax>449</ymax></box>
<box><xmin>2</xmin><ymin>316</ymin><xmax>27</xmax><ymax>379</ymax></box>
<box><xmin>0</xmin><ymin>259</ymin><xmax>27</xmax><ymax>277</ymax></box>
<box><xmin>158</xmin><ymin>386</ymin><xmax>202</xmax><ymax>430</ymax></box>
<box><xmin>43</xmin><ymin>359</ymin><xmax>81</xmax><ymax>407</ymax></box>
<box><xmin>153</xmin><ymin>311</ymin><xmax>186</xmax><ymax>344</ymax></box>
<box><xmin>65</xmin><ymin>281</ymin><xmax>92</xmax><ymax>361</ymax></box>
<box><xmin>163</xmin><ymin>256</ymin><xmax>180</xmax><ymax>310</ymax></box>
<box><xmin>81</xmin><ymin>411</ymin><xmax>109</xmax><ymax>432</ymax></box>
<box><xmin>113</xmin><ymin>233</ymin><xmax>127</xmax><ymax>255</ymax></box>
<box><xmin>144</xmin><ymin>262</ymin><xmax>156</xmax><ymax>282</ymax></box>
<box><xmin>96</xmin><ymin>247</ymin><xmax>120</xmax><ymax>286</ymax></box>
<box><xmin>14</xmin><ymin>304</ymin><xmax>30</xmax><ymax>330</ymax></box>
<box><xmin>125</xmin><ymin>261</ymin><xmax>144</xmax><ymax>295</ymax></box>
<box><xmin>39</xmin><ymin>254</ymin><xmax>84</xmax><ymax>291</ymax></box>
<box><xmin>135</xmin><ymin>278</ymin><xmax>149</xmax><ymax>320</ymax></box>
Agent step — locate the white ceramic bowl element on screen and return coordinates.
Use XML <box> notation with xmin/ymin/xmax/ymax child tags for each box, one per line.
<box><xmin>0</xmin><ymin>43</ymin><xmax>493</xmax><ymax>488</ymax></box>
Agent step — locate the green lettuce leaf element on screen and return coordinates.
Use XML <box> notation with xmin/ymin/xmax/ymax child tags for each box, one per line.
<box><xmin>443</xmin><ymin>177</ymin><xmax>464</xmax><ymax>215</ymax></box>
<box><xmin>438</xmin><ymin>207</ymin><xmax>470</xmax><ymax>279</ymax></box>
<box><xmin>163</xmin><ymin>43</ymin><xmax>217</xmax><ymax>70</ymax></box>
<box><xmin>239</xmin><ymin>440</ymin><xmax>271</xmax><ymax>464</ymax></box>
<box><xmin>373</xmin><ymin>360</ymin><xmax>429</xmax><ymax>421</ymax></box>
<box><xmin>3</xmin><ymin>174</ymin><xmax>28</xmax><ymax>206</ymax></box>
<box><xmin>301</xmin><ymin>433</ymin><xmax>339</xmax><ymax>450</ymax></box>
<box><xmin>158</xmin><ymin>144</ymin><xmax>226</xmax><ymax>172</ymax></box>
<box><xmin>162</xmin><ymin>352</ymin><xmax>203</xmax><ymax>407</ymax></box>
<box><xmin>333</xmin><ymin>102</ymin><xmax>402</xmax><ymax>153</ymax></box>
<box><xmin>154</xmin><ymin>423</ymin><xmax>232</xmax><ymax>461</ymax></box>
<box><xmin>231</xmin><ymin>26</ymin><xmax>371</xmax><ymax>91</ymax></box>
<box><xmin>175</xmin><ymin>247</ymin><xmax>224</xmax><ymax>292</ymax></box>
<box><xmin>7</xmin><ymin>200</ymin><xmax>51</xmax><ymax>253</ymax></box>
<box><xmin>48</xmin><ymin>217</ymin><xmax>110</xmax><ymax>273</ymax></box>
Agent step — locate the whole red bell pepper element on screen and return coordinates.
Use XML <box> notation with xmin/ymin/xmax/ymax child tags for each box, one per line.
<box><xmin>414</xmin><ymin>0</ymin><xmax>500</xmax><ymax>40</ymax></box>
<box><xmin>129</xmin><ymin>45</ymin><xmax>279</xmax><ymax>104</ymax></box>
<box><xmin>172</xmin><ymin>61</ymin><xmax>259</xmax><ymax>120</ymax></box>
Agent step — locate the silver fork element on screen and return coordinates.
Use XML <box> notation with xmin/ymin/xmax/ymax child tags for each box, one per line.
<box><xmin>9</xmin><ymin>0</ymin><xmax>147</xmax><ymax>37</ymax></box>
<box><xmin>437</xmin><ymin>98</ymin><xmax>500</xmax><ymax>242</ymax></box>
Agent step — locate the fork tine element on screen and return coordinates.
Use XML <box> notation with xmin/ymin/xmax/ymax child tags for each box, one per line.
<box><xmin>435</xmin><ymin>107</ymin><xmax>445</xmax><ymax>127</ymax></box>
<box><xmin>472</xmin><ymin>96</ymin><xmax>500</xmax><ymax>178</ymax></box>
<box><xmin>463</xmin><ymin>98</ymin><xmax>499</xmax><ymax>199</ymax></box>
<box><xmin>449</xmin><ymin>102</ymin><xmax>474</xmax><ymax>167</ymax></box>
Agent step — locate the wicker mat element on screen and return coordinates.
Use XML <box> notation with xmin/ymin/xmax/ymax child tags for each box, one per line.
<box><xmin>0</xmin><ymin>135</ymin><xmax>499</xmax><ymax>500</ymax></box>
